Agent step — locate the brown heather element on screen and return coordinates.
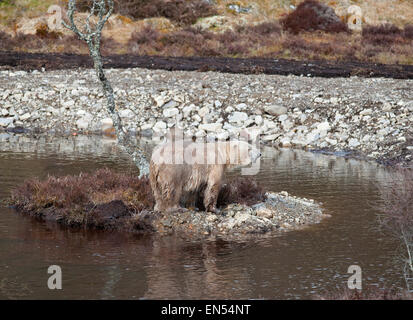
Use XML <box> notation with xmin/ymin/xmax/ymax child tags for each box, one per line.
<box><xmin>281</xmin><ymin>0</ymin><xmax>349</xmax><ymax>34</ymax></box>
<box><xmin>76</xmin><ymin>0</ymin><xmax>217</xmax><ymax>26</ymax></box>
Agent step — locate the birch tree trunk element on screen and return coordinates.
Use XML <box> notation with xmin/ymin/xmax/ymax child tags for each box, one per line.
<box><xmin>63</xmin><ymin>0</ymin><xmax>149</xmax><ymax>177</ymax></box>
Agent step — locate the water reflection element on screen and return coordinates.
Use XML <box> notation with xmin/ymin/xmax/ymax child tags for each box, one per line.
<box><xmin>0</xmin><ymin>134</ymin><xmax>402</xmax><ymax>299</ymax></box>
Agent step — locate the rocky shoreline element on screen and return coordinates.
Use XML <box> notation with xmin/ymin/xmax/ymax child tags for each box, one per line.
<box><xmin>11</xmin><ymin>189</ymin><xmax>327</xmax><ymax>241</ymax></box>
<box><xmin>0</xmin><ymin>67</ymin><xmax>412</xmax><ymax>166</ymax></box>
<box><xmin>145</xmin><ymin>191</ymin><xmax>327</xmax><ymax>240</ymax></box>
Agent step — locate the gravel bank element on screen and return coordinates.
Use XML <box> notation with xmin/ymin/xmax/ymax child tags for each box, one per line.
<box><xmin>0</xmin><ymin>67</ymin><xmax>412</xmax><ymax>166</ymax></box>
<box><xmin>140</xmin><ymin>191</ymin><xmax>326</xmax><ymax>240</ymax></box>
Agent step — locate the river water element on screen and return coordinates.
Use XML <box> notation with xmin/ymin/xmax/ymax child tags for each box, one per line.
<box><xmin>0</xmin><ymin>134</ymin><xmax>401</xmax><ymax>299</ymax></box>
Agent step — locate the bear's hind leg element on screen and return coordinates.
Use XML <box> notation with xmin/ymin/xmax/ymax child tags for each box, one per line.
<box><xmin>161</xmin><ymin>182</ymin><xmax>183</xmax><ymax>213</ymax></box>
<box><xmin>203</xmin><ymin>182</ymin><xmax>221</xmax><ymax>213</ymax></box>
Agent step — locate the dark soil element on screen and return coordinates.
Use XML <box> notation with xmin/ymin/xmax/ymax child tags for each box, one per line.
<box><xmin>1</xmin><ymin>51</ymin><xmax>413</xmax><ymax>79</ymax></box>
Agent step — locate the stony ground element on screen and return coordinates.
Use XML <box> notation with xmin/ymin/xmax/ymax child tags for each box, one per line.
<box><xmin>0</xmin><ymin>67</ymin><xmax>412</xmax><ymax>166</ymax></box>
<box><xmin>147</xmin><ymin>191</ymin><xmax>326</xmax><ymax>240</ymax></box>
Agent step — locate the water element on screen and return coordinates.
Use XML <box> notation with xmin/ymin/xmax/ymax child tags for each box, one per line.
<box><xmin>0</xmin><ymin>134</ymin><xmax>402</xmax><ymax>299</ymax></box>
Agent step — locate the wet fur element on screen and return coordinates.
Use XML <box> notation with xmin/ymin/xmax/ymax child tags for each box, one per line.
<box><xmin>149</xmin><ymin>139</ymin><xmax>253</xmax><ymax>213</ymax></box>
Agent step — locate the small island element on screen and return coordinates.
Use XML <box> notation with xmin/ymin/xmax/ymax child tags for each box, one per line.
<box><xmin>9</xmin><ymin>168</ymin><xmax>327</xmax><ymax>240</ymax></box>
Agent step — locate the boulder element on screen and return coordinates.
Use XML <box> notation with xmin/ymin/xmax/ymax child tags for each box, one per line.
<box><xmin>263</xmin><ymin>105</ymin><xmax>287</xmax><ymax>116</ymax></box>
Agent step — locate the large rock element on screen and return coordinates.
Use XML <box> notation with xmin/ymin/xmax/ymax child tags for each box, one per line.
<box><xmin>194</xmin><ymin>15</ymin><xmax>229</xmax><ymax>31</ymax></box>
<box><xmin>76</xmin><ymin>118</ymin><xmax>90</xmax><ymax>130</ymax></box>
<box><xmin>163</xmin><ymin>108</ymin><xmax>179</xmax><ymax>118</ymax></box>
<box><xmin>228</xmin><ymin>112</ymin><xmax>248</xmax><ymax>123</ymax></box>
<box><xmin>316</xmin><ymin>121</ymin><xmax>331</xmax><ymax>132</ymax></box>
<box><xmin>20</xmin><ymin>113</ymin><xmax>31</xmax><ymax>121</ymax></box>
<box><xmin>100</xmin><ymin>118</ymin><xmax>114</xmax><ymax>131</ymax></box>
<box><xmin>263</xmin><ymin>105</ymin><xmax>288</xmax><ymax>116</ymax></box>
<box><xmin>198</xmin><ymin>106</ymin><xmax>210</xmax><ymax>118</ymax></box>
<box><xmin>153</xmin><ymin>121</ymin><xmax>167</xmax><ymax>132</ymax></box>
<box><xmin>348</xmin><ymin>138</ymin><xmax>361</xmax><ymax>148</ymax></box>
<box><xmin>199</xmin><ymin>123</ymin><xmax>222</xmax><ymax>133</ymax></box>
<box><xmin>0</xmin><ymin>118</ymin><xmax>13</xmax><ymax>128</ymax></box>
<box><xmin>119</xmin><ymin>109</ymin><xmax>135</xmax><ymax>118</ymax></box>
<box><xmin>162</xmin><ymin>100</ymin><xmax>179</xmax><ymax>109</ymax></box>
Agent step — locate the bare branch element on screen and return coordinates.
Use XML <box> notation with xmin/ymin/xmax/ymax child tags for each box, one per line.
<box><xmin>85</xmin><ymin>1</ymin><xmax>97</xmax><ymax>34</ymax></box>
<box><xmin>62</xmin><ymin>0</ymin><xmax>87</xmax><ymax>41</ymax></box>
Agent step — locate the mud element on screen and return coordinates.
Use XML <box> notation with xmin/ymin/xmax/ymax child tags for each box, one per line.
<box><xmin>1</xmin><ymin>51</ymin><xmax>413</xmax><ymax>79</ymax></box>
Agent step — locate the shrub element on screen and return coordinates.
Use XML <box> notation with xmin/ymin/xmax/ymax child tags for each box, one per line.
<box><xmin>0</xmin><ymin>31</ymin><xmax>15</xmax><ymax>50</ymax></box>
<box><xmin>217</xmin><ymin>176</ymin><xmax>266</xmax><ymax>207</ymax></box>
<box><xmin>404</xmin><ymin>24</ymin><xmax>413</xmax><ymax>40</ymax></box>
<box><xmin>376</xmin><ymin>169</ymin><xmax>413</xmax><ymax>292</ymax></box>
<box><xmin>35</xmin><ymin>23</ymin><xmax>61</xmax><ymax>39</ymax></box>
<box><xmin>11</xmin><ymin>168</ymin><xmax>155</xmax><ymax>213</ymax></box>
<box><xmin>250</xmin><ymin>22</ymin><xmax>282</xmax><ymax>35</ymax></box>
<box><xmin>363</xmin><ymin>23</ymin><xmax>403</xmax><ymax>36</ymax></box>
<box><xmin>362</xmin><ymin>24</ymin><xmax>404</xmax><ymax>46</ymax></box>
<box><xmin>129</xmin><ymin>25</ymin><xmax>160</xmax><ymax>44</ymax></box>
<box><xmin>281</xmin><ymin>0</ymin><xmax>349</xmax><ymax>34</ymax></box>
<box><xmin>76</xmin><ymin>0</ymin><xmax>217</xmax><ymax>26</ymax></box>
<box><xmin>127</xmin><ymin>21</ymin><xmax>283</xmax><ymax>57</ymax></box>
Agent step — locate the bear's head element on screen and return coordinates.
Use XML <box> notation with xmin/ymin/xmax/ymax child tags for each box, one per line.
<box><xmin>226</xmin><ymin>140</ymin><xmax>261</xmax><ymax>167</ymax></box>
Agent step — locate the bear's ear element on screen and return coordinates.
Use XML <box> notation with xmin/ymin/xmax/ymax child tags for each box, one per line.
<box><xmin>240</xmin><ymin>127</ymin><xmax>261</xmax><ymax>142</ymax></box>
<box><xmin>239</xmin><ymin>129</ymin><xmax>249</xmax><ymax>141</ymax></box>
<box><xmin>166</xmin><ymin>127</ymin><xmax>184</xmax><ymax>142</ymax></box>
<box><xmin>225</xmin><ymin>142</ymin><xmax>231</xmax><ymax>164</ymax></box>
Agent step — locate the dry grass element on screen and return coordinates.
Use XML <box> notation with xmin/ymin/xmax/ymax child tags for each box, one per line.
<box><xmin>75</xmin><ymin>0</ymin><xmax>217</xmax><ymax>26</ymax></box>
<box><xmin>2</xmin><ymin>0</ymin><xmax>412</xmax><ymax>28</ymax></box>
<box><xmin>10</xmin><ymin>168</ymin><xmax>154</xmax><ymax>214</ymax></box>
<box><xmin>0</xmin><ymin>0</ymin><xmax>56</xmax><ymax>26</ymax></box>
<box><xmin>2</xmin><ymin>21</ymin><xmax>413</xmax><ymax>65</ymax></box>
<box><xmin>127</xmin><ymin>22</ymin><xmax>282</xmax><ymax>57</ymax></box>
<box><xmin>1</xmin><ymin>1</ymin><xmax>413</xmax><ymax>64</ymax></box>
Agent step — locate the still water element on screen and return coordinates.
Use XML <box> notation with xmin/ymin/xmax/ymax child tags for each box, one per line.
<box><xmin>0</xmin><ymin>134</ymin><xmax>401</xmax><ymax>299</ymax></box>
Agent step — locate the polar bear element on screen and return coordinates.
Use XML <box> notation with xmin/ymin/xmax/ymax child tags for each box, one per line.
<box><xmin>149</xmin><ymin>138</ymin><xmax>261</xmax><ymax>213</ymax></box>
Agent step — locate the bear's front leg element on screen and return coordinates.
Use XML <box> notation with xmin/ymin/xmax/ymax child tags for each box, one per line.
<box><xmin>203</xmin><ymin>182</ymin><xmax>220</xmax><ymax>213</ymax></box>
